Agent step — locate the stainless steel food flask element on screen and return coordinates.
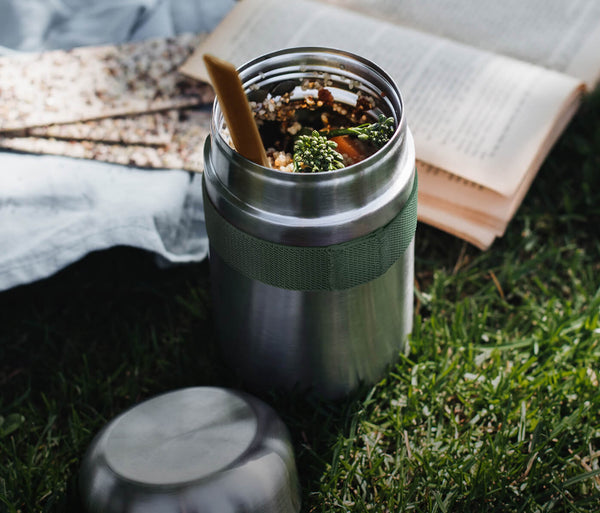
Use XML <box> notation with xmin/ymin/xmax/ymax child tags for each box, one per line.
<box><xmin>202</xmin><ymin>47</ymin><xmax>417</xmax><ymax>399</ymax></box>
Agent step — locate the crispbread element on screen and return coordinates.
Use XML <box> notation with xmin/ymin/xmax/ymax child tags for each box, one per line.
<box><xmin>0</xmin><ymin>34</ymin><xmax>213</xmax><ymax>131</ymax></box>
<box><xmin>25</xmin><ymin>110</ymin><xmax>180</xmax><ymax>145</ymax></box>
<box><xmin>0</xmin><ymin>109</ymin><xmax>210</xmax><ymax>172</ymax></box>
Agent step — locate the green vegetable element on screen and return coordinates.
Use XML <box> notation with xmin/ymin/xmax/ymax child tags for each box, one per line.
<box><xmin>293</xmin><ymin>130</ymin><xmax>345</xmax><ymax>173</ymax></box>
<box><xmin>322</xmin><ymin>115</ymin><xmax>395</xmax><ymax>148</ymax></box>
<box><xmin>291</xmin><ymin>115</ymin><xmax>395</xmax><ymax>173</ymax></box>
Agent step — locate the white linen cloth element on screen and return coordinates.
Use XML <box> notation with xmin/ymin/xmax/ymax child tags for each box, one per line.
<box><xmin>0</xmin><ymin>0</ymin><xmax>235</xmax><ymax>291</ymax></box>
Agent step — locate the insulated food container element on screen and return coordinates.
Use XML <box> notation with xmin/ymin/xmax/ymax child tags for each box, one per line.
<box><xmin>203</xmin><ymin>47</ymin><xmax>417</xmax><ymax>399</ymax></box>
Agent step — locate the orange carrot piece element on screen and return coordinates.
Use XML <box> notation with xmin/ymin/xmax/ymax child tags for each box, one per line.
<box><xmin>330</xmin><ymin>135</ymin><xmax>366</xmax><ymax>165</ymax></box>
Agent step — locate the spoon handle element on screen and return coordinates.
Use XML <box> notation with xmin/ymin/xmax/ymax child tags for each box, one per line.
<box><xmin>203</xmin><ymin>54</ymin><xmax>268</xmax><ymax>167</ymax></box>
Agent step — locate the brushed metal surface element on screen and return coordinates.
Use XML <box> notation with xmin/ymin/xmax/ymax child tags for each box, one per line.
<box><xmin>204</xmin><ymin>47</ymin><xmax>414</xmax><ymax>247</ymax></box>
<box><xmin>210</xmin><ymin>241</ymin><xmax>414</xmax><ymax>398</ymax></box>
<box><xmin>79</xmin><ymin>387</ymin><xmax>301</xmax><ymax>513</ymax></box>
<box><xmin>204</xmin><ymin>48</ymin><xmax>416</xmax><ymax>398</ymax></box>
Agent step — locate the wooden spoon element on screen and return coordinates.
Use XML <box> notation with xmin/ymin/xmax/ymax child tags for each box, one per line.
<box><xmin>202</xmin><ymin>54</ymin><xmax>268</xmax><ymax>167</ymax></box>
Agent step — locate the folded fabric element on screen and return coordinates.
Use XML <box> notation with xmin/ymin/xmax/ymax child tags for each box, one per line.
<box><xmin>0</xmin><ymin>152</ymin><xmax>208</xmax><ymax>291</ymax></box>
<box><xmin>0</xmin><ymin>0</ymin><xmax>232</xmax><ymax>52</ymax></box>
<box><xmin>0</xmin><ymin>0</ymin><xmax>236</xmax><ymax>292</ymax></box>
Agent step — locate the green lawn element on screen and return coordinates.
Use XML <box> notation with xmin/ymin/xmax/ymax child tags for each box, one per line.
<box><xmin>1</xmin><ymin>89</ymin><xmax>599</xmax><ymax>512</ymax></box>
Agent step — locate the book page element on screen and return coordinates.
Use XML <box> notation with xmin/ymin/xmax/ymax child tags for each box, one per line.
<box><xmin>415</xmin><ymin>78</ymin><xmax>582</xmax><ymax>230</ymax></box>
<box><xmin>323</xmin><ymin>0</ymin><xmax>600</xmax><ymax>88</ymax></box>
<box><xmin>417</xmin><ymin>162</ymin><xmax>507</xmax><ymax>234</ymax></box>
<box><xmin>417</xmin><ymin>198</ymin><xmax>498</xmax><ymax>250</ymax></box>
<box><xmin>182</xmin><ymin>0</ymin><xmax>582</xmax><ymax>196</ymax></box>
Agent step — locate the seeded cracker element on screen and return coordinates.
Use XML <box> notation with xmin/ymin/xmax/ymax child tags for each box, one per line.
<box><xmin>0</xmin><ymin>33</ymin><xmax>212</xmax><ymax>131</ymax></box>
<box><xmin>0</xmin><ymin>109</ymin><xmax>210</xmax><ymax>172</ymax></box>
<box><xmin>24</xmin><ymin>110</ymin><xmax>180</xmax><ymax>145</ymax></box>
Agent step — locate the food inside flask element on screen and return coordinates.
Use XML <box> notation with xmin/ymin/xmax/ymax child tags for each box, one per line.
<box><xmin>224</xmin><ymin>76</ymin><xmax>396</xmax><ymax>173</ymax></box>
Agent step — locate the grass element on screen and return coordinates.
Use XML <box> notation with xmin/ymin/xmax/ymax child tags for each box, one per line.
<box><xmin>1</xmin><ymin>88</ymin><xmax>600</xmax><ymax>512</ymax></box>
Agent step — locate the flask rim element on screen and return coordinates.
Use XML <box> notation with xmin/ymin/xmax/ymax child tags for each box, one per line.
<box><xmin>210</xmin><ymin>46</ymin><xmax>406</xmax><ymax>179</ymax></box>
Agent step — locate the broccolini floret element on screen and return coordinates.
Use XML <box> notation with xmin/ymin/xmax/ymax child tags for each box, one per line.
<box><xmin>322</xmin><ymin>115</ymin><xmax>395</xmax><ymax>148</ymax></box>
<box><xmin>293</xmin><ymin>130</ymin><xmax>345</xmax><ymax>173</ymax></box>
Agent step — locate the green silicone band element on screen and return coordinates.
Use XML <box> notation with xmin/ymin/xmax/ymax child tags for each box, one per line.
<box><xmin>203</xmin><ymin>172</ymin><xmax>417</xmax><ymax>291</ymax></box>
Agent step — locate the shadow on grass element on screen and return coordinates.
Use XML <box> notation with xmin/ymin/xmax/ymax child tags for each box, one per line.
<box><xmin>0</xmin><ymin>247</ymin><xmax>225</xmax><ymax>509</ymax></box>
<box><xmin>0</xmin><ymin>246</ymin><xmax>361</xmax><ymax>511</ymax></box>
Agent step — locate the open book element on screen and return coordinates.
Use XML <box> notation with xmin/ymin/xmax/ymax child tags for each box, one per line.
<box><xmin>180</xmin><ymin>0</ymin><xmax>600</xmax><ymax>249</ymax></box>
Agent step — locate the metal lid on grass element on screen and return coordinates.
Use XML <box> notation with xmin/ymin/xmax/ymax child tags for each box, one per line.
<box><xmin>79</xmin><ymin>387</ymin><xmax>301</xmax><ymax>513</ymax></box>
